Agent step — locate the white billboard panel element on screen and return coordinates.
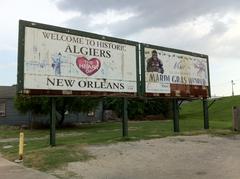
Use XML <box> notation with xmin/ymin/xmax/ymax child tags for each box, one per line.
<box><xmin>23</xmin><ymin>27</ymin><xmax>137</xmax><ymax>93</ymax></box>
<box><xmin>145</xmin><ymin>47</ymin><xmax>209</xmax><ymax>94</ymax></box>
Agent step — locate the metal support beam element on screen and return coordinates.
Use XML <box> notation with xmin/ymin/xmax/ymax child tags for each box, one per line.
<box><xmin>173</xmin><ymin>99</ymin><xmax>180</xmax><ymax>132</ymax></box>
<box><xmin>178</xmin><ymin>100</ymin><xmax>184</xmax><ymax>107</ymax></box>
<box><xmin>50</xmin><ymin>98</ymin><xmax>56</xmax><ymax>146</ymax></box>
<box><xmin>122</xmin><ymin>97</ymin><xmax>128</xmax><ymax>137</ymax></box>
<box><xmin>203</xmin><ymin>98</ymin><xmax>209</xmax><ymax>129</ymax></box>
<box><xmin>178</xmin><ymin>100</ymin><xmax>184</xmax><ymax>110</ymax></box>
<box><xmin>101</xmin><ymin>97</ymin><xmax>105</xmax><ymax>122</ymax></box>
<box><xmin>208</xmin><ymin>99</ymin><xmax>216</xmax><ymax>109</ymax></box>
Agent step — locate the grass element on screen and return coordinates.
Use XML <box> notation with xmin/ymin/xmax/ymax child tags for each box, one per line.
<box><xmin>23</xmin><ymin>145</ymin><xmax>92</xmax><ymax>171</ymax></box>
<box><xmin>180</xmin><ymin>95</ymin><xmax>240</xmax><ymax>130</ymax></box>
<box><xmin>0</xmin><ymin>125</ymin><xmax>49</xmax><ymax>139</ymax></box>
<box><xmin>0</xmin><ymin>95</ymin><xmax>240</xmax><ymax>171</ymax></box>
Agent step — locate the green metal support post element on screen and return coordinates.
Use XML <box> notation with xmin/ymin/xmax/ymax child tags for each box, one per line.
<box><xmin>101</xmin><ymin>98</ymin><xmax>105</xmax><ymax>122</ymax></box>
<box><xmin>50</xmin><ymin>97</ymin><xmax>56</xmax><ymax>146</ymax></box>
<box><xmin>173</xmin><ymin>99</ymin><xmax>180</xmax><ymax>132</ymax></box>
<box><xmin>122</xmin><ymin>97</ymin><xmax>128</xmax><ymax>137</ymax></box>
<box><xmin>202</xmin><ymin>98</ymin><xmax>209</xmax><ymax>129</ymax></box>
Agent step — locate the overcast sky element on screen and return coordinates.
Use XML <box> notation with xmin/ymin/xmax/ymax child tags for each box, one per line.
<box><xmin>1</xmin><ymin>0</ymin><xmax>240</xmax><ymax>96</ymax></box>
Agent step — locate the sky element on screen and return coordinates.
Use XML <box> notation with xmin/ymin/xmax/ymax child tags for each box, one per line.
<box><xmin>0</xmin><ymin>0</ymin><xmax>240</xmax><ymax>97</ymax></box>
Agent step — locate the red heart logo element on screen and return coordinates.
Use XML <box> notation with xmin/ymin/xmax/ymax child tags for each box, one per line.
<box><xmin>76</xmin><ymin>56</ymin><xmax>101</xmax><ymax>76</ymax></box>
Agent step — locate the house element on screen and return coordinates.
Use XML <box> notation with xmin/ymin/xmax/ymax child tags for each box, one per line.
<box><xmin>0</xmin><ymin>85</ymin><xmax>103</xmax><ymax>126</ymax></box>
<box><xmin>0</xmin><ymin>85</ymin><xmax>29</xmax><ymax>125</ymax></box>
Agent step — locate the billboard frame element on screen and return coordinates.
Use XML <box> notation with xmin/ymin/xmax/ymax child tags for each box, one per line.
<box><xmin>17</xmin><ymin>20</ymin><xmax>140</xmax><ymax>97</ymax></box>
<box><xmin>140</xmin><ymin>43</ymin><xmax>211</xmax><ymax>99</ymax></box>
<box><xmin>17</xmin><ymin>20</ymin><xmax>212</xmax><ymax>146</ymax></box>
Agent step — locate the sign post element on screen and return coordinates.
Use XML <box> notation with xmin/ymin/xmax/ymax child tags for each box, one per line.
<box><xmin>173</xmin><ymin>99</ymin><xmax>180</xmax><ymax>132</ymax></box>
<box><xmin>202</xmin><ymin>98</ymin><xmax>209</xmax><ymax>129</ymax></box>
<box><xmin>122</xmin><ymin>97</ymin><xmax>128</xmax><ymax>137</ymax></box>
<box><xmin>50</xmin><ymin>98</ymin><xmax>56</xmax><ymax>146</ymax></box>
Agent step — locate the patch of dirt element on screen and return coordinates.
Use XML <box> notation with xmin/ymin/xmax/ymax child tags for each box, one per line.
<box><xmin>52</xmin><ymin>134</ymin><xmax>240</xmax><ymax>179</ymax></box>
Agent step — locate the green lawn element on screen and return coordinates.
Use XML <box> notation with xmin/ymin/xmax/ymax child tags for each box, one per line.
<box><xmin>0</xmin><ymin>95</ymin><xmax>239</xmax><ymax>171</ymax></box>
<box><xmin>180</xmin><ymin>96</ymin><xmax>240</xmax><ymax>130</ymax></box>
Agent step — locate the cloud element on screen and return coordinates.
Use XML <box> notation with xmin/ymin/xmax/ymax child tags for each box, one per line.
<box><xmin>53</xmin><ymin>1</ymin><xmax>240</xmax><ymax>97</ymax></box>
<box><xmin>56</xmin><ymin>0</ymin><xmax>240</xmax><ymax>36</ymax></box>
<box><xmin>55</xmin><ymin>0</ymin><xmax>138</xmax><ymax>13</ymax></box>
<box><xmin>0</xmin><ymin>62</ymin><xmax>17</xmax><ymax>70</ymax></box>
<box><xmin>0</xmin><ymin>0</ymin><xmax>79</xmax><ymax>51</ymax></box>
<box><xmin>0</xmin><ymin>50</ymin><xmax>17</xmax><ymax>85</ymax></box>
<box><xmin>54</xmin><ymin>0</ymin><xmax>240</xmax><ymax>62</ymax></box>
<box><xmin>1</xmin><ymin>0</ymin><xmax>239</xmax><ymax>95</ymax></box>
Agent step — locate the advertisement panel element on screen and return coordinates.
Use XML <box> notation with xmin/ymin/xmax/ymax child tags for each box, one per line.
<box><xmin>142</xmin><ymin>45</ymin><xmax>210</xmax><ymax>98</ymax></box>
<box><xmin>18</xmin><ymin>21</ymin><xmax>138</xmax><ymax>96</ymax></box>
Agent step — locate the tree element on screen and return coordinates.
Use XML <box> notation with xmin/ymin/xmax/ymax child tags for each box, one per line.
<box><xmin>55</xmin><ymin>97</ymin><xmax>100</xmax><ymax>126</ymax></box>
<box><xmin>14</xmin><ymin>95</ymin><xmax>100</xmax><ymax>127</ymax></box>
<box><xmin>103</xmin><ymin>97</ymin><xmax>171</xmax><ymax>119</ymax></box>
<box><xmin>14</xmin><ymin>95</ymin><xmax>49</xmax><ymax>114</ymax></box>
<box><xmin>14</xmin><ymin>95</ymin><xmax>49</xmax><ymax>128</ymax></box>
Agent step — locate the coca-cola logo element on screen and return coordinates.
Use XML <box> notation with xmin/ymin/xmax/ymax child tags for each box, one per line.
<box><xmin>76</xmin><ymin>56</ymin><xmax>101</xmax><ymax>76</ymax></box>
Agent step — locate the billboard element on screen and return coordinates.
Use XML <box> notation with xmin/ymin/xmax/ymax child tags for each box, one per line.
<box><xmin>141</xmin><ymin>44</ymin><xmax>210</xmax><ymax>98</ymax></box>
<box><xmin>17</xmin><ymin>20</ymin><xmax>139</xmax><ymax>96</ymax></box>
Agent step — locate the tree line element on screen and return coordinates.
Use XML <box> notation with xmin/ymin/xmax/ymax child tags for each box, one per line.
<box><xmin>15</xmin><ymin>95</ymin><xmax>172</xmax><ymax>127</ymax></box>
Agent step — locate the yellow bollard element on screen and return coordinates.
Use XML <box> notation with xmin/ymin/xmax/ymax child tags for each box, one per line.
<box><xmin>19</xmin><ymin>129</ymin><xmax>24</xmax><ymax>160</ymax></box>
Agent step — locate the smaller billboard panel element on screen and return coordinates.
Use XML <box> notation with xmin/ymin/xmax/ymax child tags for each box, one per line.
<box><xmin>143</xmin><ymin>45</ymin><xmax>210</xmax><ymax>98</ymax></box>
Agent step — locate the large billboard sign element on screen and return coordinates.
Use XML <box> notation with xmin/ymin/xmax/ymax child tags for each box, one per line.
<box><xmin>17</xmin><ymin>20</ymin><xmax>139</xmax><ymax>96</ymax></box>
<box><xmin>18</xmin><ymin>20</ymin><xmax>210</xmax><ymax>99</ymax></box>
<box><xmin>141</xmin><ymin>44</ymin><xmax>210</xmax><ymax>98</ymax></box>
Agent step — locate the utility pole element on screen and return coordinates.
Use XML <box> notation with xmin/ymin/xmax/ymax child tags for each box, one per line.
<box><xmin>231</xmin><ymin>80</ymin><xmax>235</xmax><ymax>96</ymax></box>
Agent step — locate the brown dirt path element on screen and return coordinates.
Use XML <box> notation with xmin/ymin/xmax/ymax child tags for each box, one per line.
<box><xmin>54</xmin><ymin>134</ymin><xmax>240</xmax><ymax>179</ymax></box>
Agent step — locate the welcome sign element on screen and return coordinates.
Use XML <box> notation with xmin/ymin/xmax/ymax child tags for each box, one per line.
<box><xmin>18</xmin><ymin>20</ymin><xmax>210</xmax><ymax>98</ymax></box>
<box><xmin>18</xmin><ymin>20</ymin><xmax>138</xmax><ymax>96</ymax></box>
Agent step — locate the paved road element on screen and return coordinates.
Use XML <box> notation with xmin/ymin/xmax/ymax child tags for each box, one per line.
<box><xmin>0</xmin><ymin>155</ymin><xmax>57</xmax><ymax>179</ymax></box>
